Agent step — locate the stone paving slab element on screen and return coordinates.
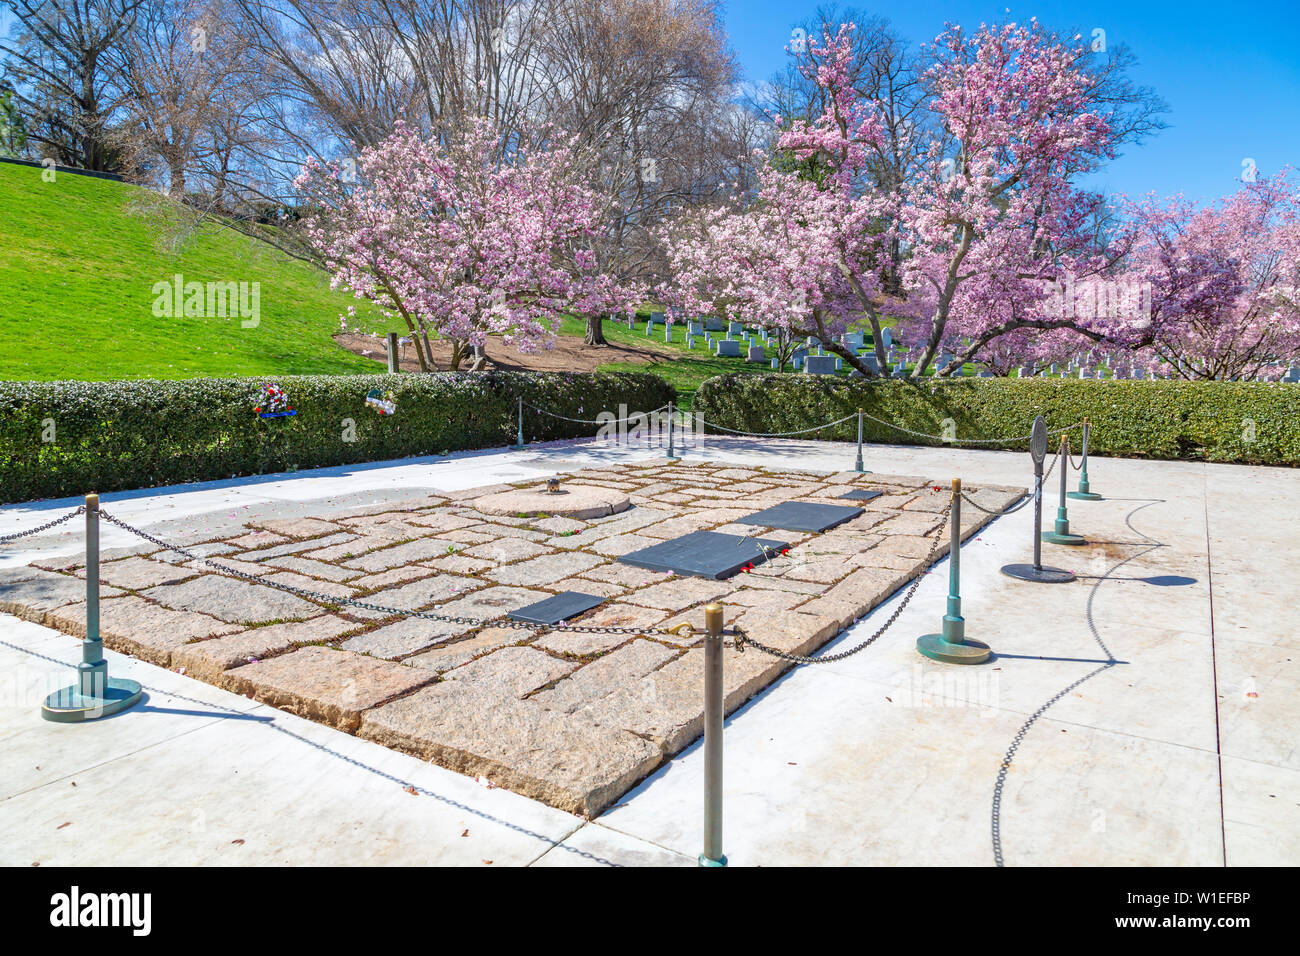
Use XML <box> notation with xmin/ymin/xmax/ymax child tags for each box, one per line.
<box><xmin>0</xmin><ymin>568</ymin><xmax>125</xmax><ymax>619</ymax></box>
<box><xmin>75</xmin><ymin>555</ymin><xmax>198</xmax><ymax>590</ymax></box>
<box><xmin>357</xmin><ymin>681</ymin><xmax>664</xmax><ymax>816</ymax></box>
<box><xmin>0</xmin><ymin>462</ymin><xmax>1018</xmax><ymax>817</ymax></box>
<box><xmin>339</xmin><ymin>617</ymin><xmax>475</xmax><ymax>659</ymax></box>
<box><xmin>49</xmin><ymin>596</ymin><xmax>240</xmax><ymax>665</ymax></box>
<box><xmin>172</xmin><ymin>614</ymin><xmax>360</xmax><ymax>683</ymax></box>
<box><xmin>224</xmin><ymin>645</ymin><xmax>434</xmax><ymax>732</ymax></box>
<box><xmin>142</xmin><ymin>575</ymin><xmax>323</xmax><ymax>624</ymax></box>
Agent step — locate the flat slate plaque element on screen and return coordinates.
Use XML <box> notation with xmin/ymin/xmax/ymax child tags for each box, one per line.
<box><xmin>618</xmin><ymin>530</ymin><xmax>786</xmax><ymax>580</ymax></box>
<box><xmin>508</xmin><ymin>591</ymin><xmax>607</xmax><ymax>625</ymax></box>
<box><xmin>735</xmin><ymin>501</ymin><xmax>863</xmax><ymax>533</ymax></box>
<box><xmin>839</xmin><ymin>489</ymin><xmax>884</xmax><ymax>503</ymax></box>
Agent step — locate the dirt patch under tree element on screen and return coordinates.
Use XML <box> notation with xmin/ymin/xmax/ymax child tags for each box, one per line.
<box><xmin>335</xmin><ymin>331</ymin><xmax>670</xmax><ymax>373</ymax></box>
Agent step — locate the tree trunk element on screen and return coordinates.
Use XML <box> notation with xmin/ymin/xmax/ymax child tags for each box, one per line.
<box><xmin>399</xmin><ymin>319</ymin><xmax>430</xmax><ymax>372</ymax></box>
<box><xmin>584</xmin><ymin>313</ymin><xmax>607</xmax><ymax>346</ymax></box>
<box><xmin>418</xmin><ymin>324</ymin><xmax>436</xmax><ymax>372</ymax></box>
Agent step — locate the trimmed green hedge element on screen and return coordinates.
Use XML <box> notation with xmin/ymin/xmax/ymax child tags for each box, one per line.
<box><xmin>0</xmin><ymin>371</ymin><xmax>675</xmax><ymax>503</ymax></box>
<box><xmin>692</xmin><ymin>374</ymin><xmax>1300</xmax><ymax>465</ymax></box>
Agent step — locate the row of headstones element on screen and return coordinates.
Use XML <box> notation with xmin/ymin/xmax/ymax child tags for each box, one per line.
<box><xmin>636</xmin><ymin>313</ymin><xmax>917</xmax><ymax>375</ymax></box>
<box><xmin>628</xmin><ymin>315</ymin><xmax>1293</xmax><ymax>383</ymax></box>
<box><xmin>1241</xmin><ymin>365</ymin><xmax>1300</xmax><ymax>383</ymax></box>
<box><xmin>1010</xmin><ymin>363</ymin><xmax>1300</xmax><ymax>382</ymax></box>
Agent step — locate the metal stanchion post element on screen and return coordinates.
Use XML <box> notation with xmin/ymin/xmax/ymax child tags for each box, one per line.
<box><xmin>666</xmin><ymin>403</ymin><xmax>679</xmax><ymax>460</ymax></box>
<box><xmin>1042</xmin><ymin>435</ymin><xmax>1085</xmax><ymax>545</ymax></box>
<box><xmin>42</xmin><ymin>494</ymin><xmax>143</xmax><ymax>722</ymax></box>
<box><xmin>917</xmin><ymin>479</ymin><xmax>991</xmax><ymax>664</ymax></box>
<box><xmin>699</xmin><ymin>603</ymin><xmax>727</xmax><ymax>867</ymax></box>
<box><xmin>510</xmin><ymin>396</ymin><xmax>524</xmax><ymax>451</ymax></box>
<box><xmin>386</xmin><ymin>332</ymin><xmax>399</xmax><ymax>374</ymax></box>
<box><xmin>1002</xmin><ymin>417</ymin><xmax>1076</xmax><ymax>583</ymax></box>
<box><xmin>854</xmin><ymin>408</ymin><xmax>871</xmax><ymax>473</ymax></box>
<box><xmin>1067</xmin><ymin>417</ymin><xmax>1102</xmax><ymax>501</ymax></box>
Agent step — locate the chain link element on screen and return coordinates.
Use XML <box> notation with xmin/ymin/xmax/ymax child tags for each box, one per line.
<box><xmin>1064</xmin><ymin>436</ymin><xmax>1083</xmax><ymax>471</ymax></box>
<box><xmin>521</xmin><ymin>401</ymin><xmax>671</xmax><ymax>426</ymax></box>
<box><xmin>0</xmin><ymin>506</ymin><xmax>86</xmax><ymax>543</ymax></box>
<box><xmin>693</xmin><ymin>412</ymin><xmax>859</xmax><ymax>438</ymax></box>
<box><xmin>859</xmin><ymin>411</ymin><xmax>1085</xmax><ymax>446</ymax></box>
<box><xmin>698</xmin><ymin>407</ymin><xmax>1085</xmax><ymax>447</ymax></box>
<box><xmin>97</xmin><ymin>510</ymin><xmax>694</xmax><ymax>638</ymax></box>
<box><xmin>731</xmin><ymin>499</ymin><xmax>953</xmax><ymax>663</ymax></box>
<box><xmin>1041</xmin><ymin>445</ymin><xmax>1060</xmax><ymax>483</ymax></box>
<box><xmin>960</xmin><ymin>491</ymin><xmax>1031</xmax><ymax>516</ymax></box>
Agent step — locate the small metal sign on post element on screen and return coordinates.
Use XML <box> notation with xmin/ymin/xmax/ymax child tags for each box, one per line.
<box><xmin>1001</xmin><ymin>416</ymin><xmax>1076</xmax><ymax>584</ymax></box>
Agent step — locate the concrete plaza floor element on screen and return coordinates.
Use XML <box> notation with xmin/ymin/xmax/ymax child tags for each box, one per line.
<box><xmin>1</xmin><ymin>434</ymin><xmax>1295</xmax><ymax>866</ymax></box>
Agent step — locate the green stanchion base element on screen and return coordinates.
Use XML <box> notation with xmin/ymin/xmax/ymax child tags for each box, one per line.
<box><xmin>916</xmin><ymin>634</ymin><xmax>991</xmax><ymax>665</ymax></box>
<box><xmin>1066</xmin><ymin>491</ymin><xmax>1103</xmax><ymax>501</ymax></box>
<box><xmin>1042</xmin><ymin>531</ymin><xmax>1086</xmax><ymax>546</ymax></box>
<box><xmin>698</xmin><ymin>854</ymin><xmax>728</xmax><ymax>868</ymax></box>
<box><xmin>41</xmin><ymin>678</ymin><xmax>143</xmax><ymax>723</ymax></box>
<box><xmin>1001</xmin><ymin>563</ymin><xmax>1076</xmax><ymax>584</ymax></box>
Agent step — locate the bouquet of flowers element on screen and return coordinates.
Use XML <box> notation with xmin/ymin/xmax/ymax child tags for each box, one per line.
<box><xmin>365</xmin><ymin>388</ymin><xmax>397</xmax><ymax>415</ymax></box>
<box><xmin>254</xmin><ymin>383</ymin><xmax>296</xmax><ymax>418</ymax></box>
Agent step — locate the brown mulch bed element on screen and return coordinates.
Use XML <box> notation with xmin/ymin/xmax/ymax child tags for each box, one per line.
<box><xmin>334</xmin><ymin>332</ymin><xmax>668</xmax><ymax>373</ymax></box>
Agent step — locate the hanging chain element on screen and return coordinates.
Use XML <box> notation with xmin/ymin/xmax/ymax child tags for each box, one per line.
<box><xmin>1041</xmin><ymin>445</ymin><xmax>1061</xmax><ymax>483</ymax></box>
<box><xmin>732</xmin><ymin>499</ymin><xmax>953</xmax><ymax>663</ymax></box>
<box><xmin>0</xmin><ymin>506</ymin><xmax>86</xmax><ymax>544</ymax></box>
<box><xmin>857</xmin><ymin>412</ymin><xmax>1085</xmax><ymax>447</ymax></box>
<box><xmin>960</xmin><ymin>491</ymin><xmax>1031</xmax><ymax>516</ymax></box>
<box><xmin>1065</xmin><ymin>436</ymin><xmax>1083</xmax><ymax>471</ymax></box>
<box><xmin>97</xmin><ymin>511</ymin><xmax>695</xmax><ymax>639</ymax></box>
<box><xmin>693</xmin><ymin>412</ymin><xmax>859</xmax><ymax>438</ymax></box>
<box><xmin>521</xmin><ymin>401</ymin><xmax>671</xmax><ymax>426</ymax></box>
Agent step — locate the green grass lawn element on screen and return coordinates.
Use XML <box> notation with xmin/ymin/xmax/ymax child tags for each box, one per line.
<box><xmin>556</xmin><ymin>315</ymin><xmax>781</xmax><ymax>407</ymax></box>
<box><xmin>0</xmin><ymin>163</ymin><xmax>399</xmax><ymax>381</ymax></box>
<box><xmin>0</xmin><ymin>163</ymin><xmax>990</xmax><ymax>396</ymax></box>
<box><xmin>573</xmin><ymin>313</ymin><xmax>928</xmax><ymax>408</ymax></box>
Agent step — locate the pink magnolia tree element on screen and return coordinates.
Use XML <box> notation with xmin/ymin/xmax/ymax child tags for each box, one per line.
<box><xmin>661</xmin><ymin>25</ymin><xmax>896</xmax><ymax>376</ymax></box>
<box><xmin>1119</xmin><ymin>173</ymin><xmax>1300</xmax><ymax>380</ymax></box>
<box><xmin>664</xmin><ymin>20</ymin><xmax>1139</xmax><ymax>378</ymax></box>
<box><xmin>295</xmin><ymin>119</ymin><xmax>639</xmax><ymax>371</ymax></box>
<box><xmin>894</xmin><ymin>20</ymin><xmax>1130</xmax><ymax>376</ymax></box>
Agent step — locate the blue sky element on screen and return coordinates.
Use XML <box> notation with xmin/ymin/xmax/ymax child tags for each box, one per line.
<box><xmin>724</xmin><ymin>0</ymin><xmax>1300</xmax><ymax>204</ymax></box>
<box><xmin>4</xmin><ymin>1</ymin><xmax>1294</xmax><ymax>205</ymax></box>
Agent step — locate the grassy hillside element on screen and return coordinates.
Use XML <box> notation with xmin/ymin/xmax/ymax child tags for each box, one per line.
<box><xmin>0</xmin><ymin>162</ymin><xmax>918</xmax><ymax>402</ymax></box>
<box><xmin>0</xmin><ymin>163</ymin><xmax>398</xmax><ymax>381</ymax></box>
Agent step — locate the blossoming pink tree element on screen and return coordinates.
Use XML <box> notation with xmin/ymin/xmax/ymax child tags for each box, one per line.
<box><xmin>295</xmin><ymin>119</ymin><xmax>638</xmax><ymax>371</ymax></box>
<box><xmin>1119</xmin><ymin>173</ymin><xmax>1300</xmax><ymax>379</ymax></box>
<box><xmin>665</xmin><ymin>20</ymin><xmax>1137</xmax><ymax>378</ymax></box>
<box><xmin>890</xmin><ymin>20</ymin><xmax>1135</xmax><ymax>375</ymax></box>
<box><xmin>662</xmin><ymin>25</ymin><xmax>894</xmax><ymax>376</ymax></box>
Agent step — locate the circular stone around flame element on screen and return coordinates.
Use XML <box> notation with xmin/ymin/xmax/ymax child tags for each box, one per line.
<box><xmin>473</xmin><ymin>484</ymin><xmax>630</xmax><ymax>519</ymax></box>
